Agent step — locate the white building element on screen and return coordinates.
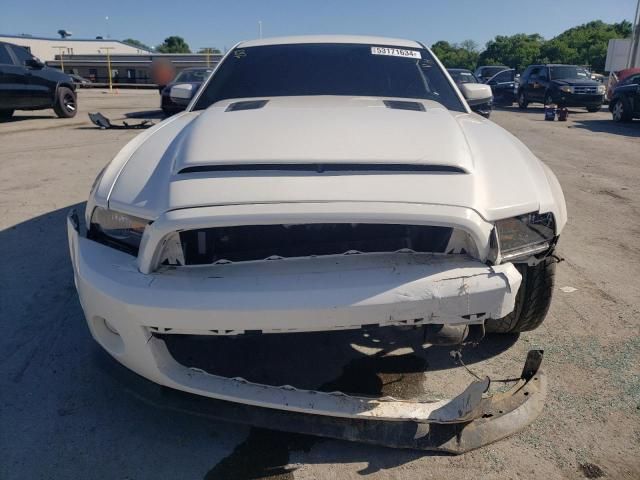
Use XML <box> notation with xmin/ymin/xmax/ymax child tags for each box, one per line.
<box><xmin>0</xmin><ymin>34</ymin><xmax>152</xmax><ymax>61</ymax></box>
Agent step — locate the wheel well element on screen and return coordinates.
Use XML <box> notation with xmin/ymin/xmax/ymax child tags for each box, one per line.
<box><xmin>57</xmin><ymin>82</ymin><xmax>75</xmax><ymax>93</ymax></box>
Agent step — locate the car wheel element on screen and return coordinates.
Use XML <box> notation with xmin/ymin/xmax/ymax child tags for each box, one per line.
<box><xmin>611</xmin><ymin>98</ymin><xmax>632</xmax><ymax>122</ymax></box>
<box><xmin>544</xmin><ymin>92</ymin><xmax>554</xmax><ymax>106</ymax></box>
<box><xmin>53</xmin><ymin>87</ymin><xmax>77</xmax><ymax>118</ymax></box>
<box><xmin>0</xmin><ymin>109</ymin><xmax>14</xmax><ymax>120</ymax></box>
<box><xmin>485</xmin><ymin>256</ymin><xmax>556</xmax><ymax>333</ymax></box>
<box><xmin>586</xmin><ymin>106</ymin><xmax>601</xmax><ymax>113</ymax></box>
<box><xmin>517</xmin><ymin>91</ymin><xmax>528</xmax><ymax>109</ymax></box>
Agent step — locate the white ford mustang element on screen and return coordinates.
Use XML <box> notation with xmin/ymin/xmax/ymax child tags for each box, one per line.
<box><xmin>68</xmin><ymin>36</ymin><xmax>565</xmax><ymax>428</ymax></box>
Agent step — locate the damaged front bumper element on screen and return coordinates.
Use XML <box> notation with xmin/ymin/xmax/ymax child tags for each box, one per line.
<box><xmin>101</xmin><ymin>345</ymin><xmax>546</xmax><ymax>454</ymax></box>
<box><xmin>68</xmin><ymin>209</ymin><xmax>543</xmax><ymax>451</ymax></box>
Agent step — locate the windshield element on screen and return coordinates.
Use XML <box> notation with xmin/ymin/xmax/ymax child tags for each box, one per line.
<box><xmin>448</xmin><ymin>70</ymin><xmax>478</xmax><ymax>84</ymax></box>
<box><xmin>175</xmin><ymin>69</ymin><xmax>212</xmax><ymax>83</ymax></box>
<box><xmin>193</xmin><ymin>43</ymin><xmax>464</xmax><ymax>112</ymax></box>
<box><xmin>480</xmin><ymin>66</ymin><xmax>508</xmax><ymax>78</ymax></box>
<box><xmin>549</xmin><ymin>66</ymin><xmax>590</xmax><ymax>80</ymax></box>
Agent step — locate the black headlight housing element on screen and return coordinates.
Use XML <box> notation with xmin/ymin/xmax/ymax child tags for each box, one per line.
<box><xmin>490</xmin><ymin>212</ymin><xmax>556</xmax><ymax>263</ymax></box>
<box><xmin>88</xmin><ymin>206</ymin><xmax>150</xmax><ymax>255</ymax></box>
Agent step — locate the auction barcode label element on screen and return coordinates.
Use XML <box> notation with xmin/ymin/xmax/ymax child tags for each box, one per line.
<box><xmin>371</xmin><ymin>46</ymin><xmax>421</xmax><ymax>59</ymax></box>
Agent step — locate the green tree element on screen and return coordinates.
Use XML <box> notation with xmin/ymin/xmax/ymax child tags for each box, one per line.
<box><xmin>431</xmin><ymin>40</ymin><xmax>479</xmax><ymax>70</ymax></box>
<box><xmin>122</xmin><ymin>38</ymin><xmax>152</xmax><ymax>51</ymax></box>
<box><xmin>157</xmin><ymin>36</ymin><xmax>191</xmax><ymax>53</ymax></box>
<box><xmin>197</xmin><ymin>47</ymin><xmax>222</xmax><ymax>54</ymax></box>
<box><xmin>540</xmin><ymin>20</ymin><xmax>632</xmax><ymax>72</ymax></box>
<box><xmin>478</xmin><ymin>33</ymin><xmax>545</xmax><ymax>71</ymax></box>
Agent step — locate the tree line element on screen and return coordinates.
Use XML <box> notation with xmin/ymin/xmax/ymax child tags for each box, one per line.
<box><xmin>431</xmin><ymin>20</ymin><xmax>631</xmax><ymax>73</ymax></box>
<box><xmin>124</xmin><ymin>20</ymin><xmax>631</xmax><ymax>72</ymax></box>
<box><xmin>123</xmin><ymin>36</ymin><xmax>221</xmax><ymax>55</ymax></box>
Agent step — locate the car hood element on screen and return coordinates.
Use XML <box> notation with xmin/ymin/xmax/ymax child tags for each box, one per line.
<box><xmin>552</xmin><ymin>78</ymin><xmax>599</xmax><ymax>86</ymax></box>
<box><xmin>99</xmin><ymin>96</ymin><xmax>565</xmax><ymax>226</ymax></box>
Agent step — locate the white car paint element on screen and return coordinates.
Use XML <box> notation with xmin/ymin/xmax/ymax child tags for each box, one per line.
<box><xmin>69</xmin><ymin>35</ymin><xmax>566</xmax><ymax>418</ymax></box>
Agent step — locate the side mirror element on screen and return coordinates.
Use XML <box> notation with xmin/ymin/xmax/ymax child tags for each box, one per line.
<box><xmin>459</xmin><ymin>83</ymin><xmax>493</xmax><ymax>107</ymax></box>
<box><xmin>25</xmin><ymin>58</ymin><xmax>44</xmax><ymax>69</ymax></box>
<box><xmin>169</xmin><ymin>83</ymin><xmax>195</xmax><ymax>106</ymax></box>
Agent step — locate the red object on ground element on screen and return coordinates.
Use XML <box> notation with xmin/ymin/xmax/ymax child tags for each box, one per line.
<box><xmin>557</xmin><ymin>107</ymin><xmax>568</xmax><ymax>121</ymax></box>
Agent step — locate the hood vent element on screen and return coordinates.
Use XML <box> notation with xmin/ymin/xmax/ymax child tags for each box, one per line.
<box><xmin>383</xmin><ymin>100</ymin><xmax>425</xmax><ymax>112</ymax></box>
<box><xmin>179</xmin><ymin>163</ymin><xmax>465</xmax><ymax>174</ymax></box>
<box><xmin>225</xmin><ymin>99</ymin><xmax>269</xmax><ymax>112</ymax></box>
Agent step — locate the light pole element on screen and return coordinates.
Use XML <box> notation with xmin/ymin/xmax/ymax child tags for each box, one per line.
<box><xmin>52</xmin><ymin>46</ymin><xmax>66</xmax><ymax>72</ymax></box>
<box><xmin>100</xmin><ymin>47</ymin><xmax>115</xmax><ymax>92</ymax></box>
<box><xmin>258</xmin><ymin>20</ymin><xmax>263</xmax><ymax>39</ymax></box>
<box><xmin>628</xmin><ymin>0</ymin><xmax>640</xmax><ymax>68</ymax></box>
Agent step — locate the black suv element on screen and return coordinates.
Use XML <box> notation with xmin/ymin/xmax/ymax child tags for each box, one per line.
<box><xmin>609</xmin><ymin>72</ymin><xmax>640</xmax><ymax>122</ymax></box>
<box><xmin>517</xmin><ymin>64</ymin><xmax>604</xmax><ymax>112</ymax></box>
<box><xmin>0</xmin><ymin>41</ymin><xmax>77</xmax><ymax>120</ymax></box>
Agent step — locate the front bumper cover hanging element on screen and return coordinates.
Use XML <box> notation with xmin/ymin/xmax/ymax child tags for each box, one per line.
<box><xmin>101</xmin><ymin>349</ymin><xmax>546</xmax><ymax>453</ymax></box>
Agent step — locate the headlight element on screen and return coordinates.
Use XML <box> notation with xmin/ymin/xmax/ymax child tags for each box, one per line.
<box><xmin>89</xmin><ymin>206</ymin><xmax>149</xmax><ymax>254</ymax></box>
<box><xmin>597</xmin><ymin>85</ymin><xmax>605</xmax><ymax>94</ymax></box>
<box><xmin>559</xmin><ymin>85</ymin><xmax>572</xmax><ymax>93</ymax></box>
<box><xmin>491</xmin><ymin>212</ymin><xmax>555</xmax><ymax>263</ymax></box>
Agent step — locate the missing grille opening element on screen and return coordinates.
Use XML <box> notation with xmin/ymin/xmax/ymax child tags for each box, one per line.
<box><xmin>171</xmin><ymin>223</ymin><xmax>454</xmax><ymax>266</ymax></box>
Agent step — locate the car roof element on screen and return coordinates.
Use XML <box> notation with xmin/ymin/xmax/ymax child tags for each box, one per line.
<box><xmin>447</xmin><ymin>68</ymin><xmax>473</xmax><ymax>72</ymax></box>
<box><xmin>528</xmin><ymin>64</ymin><xmax>582</xmax><ymax>68</ymax></box>
<box><xmin>238</xmin><ymin>35</ymin><xmax>422</xmax><ymax>49</ymax></box>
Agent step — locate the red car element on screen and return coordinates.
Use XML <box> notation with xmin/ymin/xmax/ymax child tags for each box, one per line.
<box><xmin>606</xmin><ymin>67</ymin><xmax>640</xmax><ymax>102</ymax></box>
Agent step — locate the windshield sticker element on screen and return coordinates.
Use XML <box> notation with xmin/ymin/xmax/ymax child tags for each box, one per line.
<box><xmin>371</xmin><ymin>46</ymin><xmax>421</xmax><ymax>59</ymax></box>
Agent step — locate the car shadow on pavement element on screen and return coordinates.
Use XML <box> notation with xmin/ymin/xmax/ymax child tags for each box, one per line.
<box><xmin>569</xmin><ymin>118</ymin><xmax>640</xmax><ymax>137</ymax></box>
<box><xmin>0</xmin><ymin>114</ymin><xmax>57</xmax><ymax>123</ymax></box>
<box><xmin>1</xmin><ymin>203</ymin><xmax>520</xmax><ymax>478</ymax></box>
<box><xmin>493</xmin><ymin>105</ymin><xmax>597</xmax><ymax>116</ymax></box>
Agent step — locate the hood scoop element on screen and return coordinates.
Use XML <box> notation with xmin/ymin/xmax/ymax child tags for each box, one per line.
<box><xmin>171</xmin><ymin>96</ymin><xmax>473</xmax><ymax>174</ymax></box>
<box><xmin>225</xmin><ymin>99</ymin><xmax>269</xmax><ymax>112</ymax></box>
<box><xmin>179</xmin><ymin>163</ymin><xmax>465</xmax><ymax>174</ymax></box>
<box><xmin>383</xmin><ymin>100</ymin><xmax>425</xmax><ymax>112</ymax></box>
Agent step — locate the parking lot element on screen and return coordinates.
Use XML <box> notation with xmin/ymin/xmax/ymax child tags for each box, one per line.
<box><xmin>1</xmin><ymin>89</ymin><xmax>639</xmax><ymax>479</ymax></box>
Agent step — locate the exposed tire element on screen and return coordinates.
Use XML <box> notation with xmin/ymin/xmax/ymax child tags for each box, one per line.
<box><xmin>517</xmin><ymin>91</ymin><xmax>528</xmax><ymax>109</ymax></box>
<box><xmin>544</xmin><ymin>92</ymin><xmax>554</xmax><ymax>106</ymax></box>
<box><xmin>611</xmin><ymin>98</ymin><xmax>632</xmax><ymax>122</ymax></box>
<box><xmin>0</xmin><ymin>109</ymin><xmax>14</xmax><ymax>120</ymax></box>
<box><xmin>53</xmin><ymin>87</ymin><xmax>77</xmax><ymax>118</ymax></box>
<box><xmin>586</xmin><ymin>105</ymin><xmax>601</xmax><ymax>113</ymax></box>
<box><xmin>485</xmin><ymin>256</ymin><xmax>556</xmax><ymax>333</ymax></box>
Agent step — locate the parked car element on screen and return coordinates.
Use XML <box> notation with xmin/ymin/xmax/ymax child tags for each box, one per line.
<box><xmin>606</xmin><ymin>67</ymin><xmax>640</xmax><ymax>102</ymax></box>
<box><xmin>0</xmin><ymin>40</ymin><xmax>77</xmax><ymax>119</ymax></box>
<box><xmin>160</xmin><ymin>67</ymin><xmax>212</xmax><ymax>115</ymax></box>
<box><xmin>447</xmin><ymin>68</ymin><xmax>492</xmax><ymax>117</ymax></box>
<box><xmin>68</xmin><ymin>36</ymin><xmax>565</xmax><ymax>419</ymax></box>
<box><xmin>485</xmin><ymin>68</ymin><xmax>518</xmax><ymax>105</ymax></box>
<box><xmin>69</xmin><ymin>73</ymin><xmax>92</xmax><ymax>88</ymax></box>
<box><xmin>517</xmin><ymin>64</ymin><xmax>604</xmax><ymax>112</ymax></box>
<box><xmin>609</xmin><ymin>71</ymin><xmax>640</xmax><ymax>122</ymax></box>
<box><xmin>474</xmin><ymin>65</ymin><xmax>509</xmax><ymax>83</ymax></box>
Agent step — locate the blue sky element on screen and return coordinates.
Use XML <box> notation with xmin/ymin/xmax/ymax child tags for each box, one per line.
<box><xmin>1</xmin><ymin>0</ymin><xmax>636</xmax><ymax>51</ymax></box>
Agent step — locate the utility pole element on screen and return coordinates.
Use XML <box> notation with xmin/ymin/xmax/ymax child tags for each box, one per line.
<box><xmin>52</xmin><ymin>46</ymin><xmax>66</xmax><ymax>72</ymax></box>
<box><xmin>628</xmin><ymin>0</ymin><xmax>640</xmax><ymax>68</ymax></box>
<box><xmin>100</xmin><ymin>47</ymin><xmax>115</xmax><ymax>92</ymax></box>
